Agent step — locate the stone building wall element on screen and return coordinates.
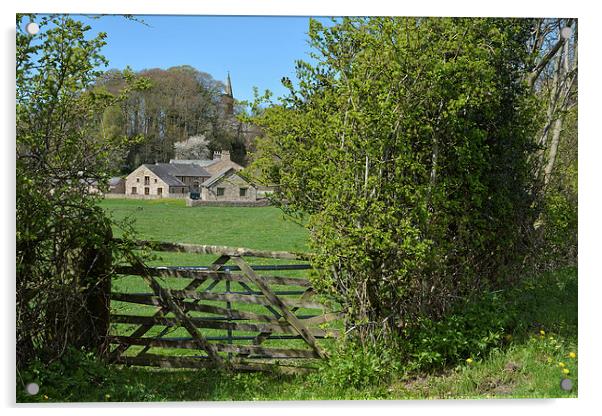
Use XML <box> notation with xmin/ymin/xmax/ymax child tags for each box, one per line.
<box><xmin>201</xmin><ymin>172</ymin><xmax>257</xmax><ymax>202</ymax></box>
<box><xmin>125</xmin><ymin>165</ymin><xmax>175</xmax><ymax>197</ymax></box>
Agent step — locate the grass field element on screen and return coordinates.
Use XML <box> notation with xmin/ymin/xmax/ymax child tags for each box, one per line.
<box><xmin>101</xmin><ymin>198</ymin><xmax>309</xmax><ymax>252</ymax></box>
<box><xmin>18</xmin><ymin>198</ymin><xmax>577</xmax><ymax>402</ymax></box>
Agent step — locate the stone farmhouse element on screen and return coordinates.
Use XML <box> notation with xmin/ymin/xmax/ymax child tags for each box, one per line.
<box><xmin>124</xmin><ymin>150</ymin><xmax>259</xmax><ymax>202</ymax></box>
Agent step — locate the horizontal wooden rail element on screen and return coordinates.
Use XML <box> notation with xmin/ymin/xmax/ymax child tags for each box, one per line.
<box><xmin>115</xmin><ymin>239</ymin><xmax>312</xmax><ymax>261</ymax></box>
<box><xmin>110</xmin><ymin>314</ymin><xmax>339</xmax><ymax>338</ymax></box>
<box><xmin>111</xmin><ymin>291</ymin><xmax>326</xmax><ymax>310</ymax></box>
<box><xmin>113</xmin><ymin>354</ymin><xmax>315</xmax><ymax>374</ymax></box>
<box><xmin>114</xmin><ymin>266</ymin><xmax>312</xmax><ymax>287</ymax></box>
<box><xmin>108</xmin><ymin>336</ymin><xmax>319</xmax><ymax>359</ymax></box>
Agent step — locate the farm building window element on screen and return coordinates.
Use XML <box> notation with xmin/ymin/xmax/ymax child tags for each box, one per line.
<box><xmin>157</xmin><ymin>187</ymin><xmax>163</xmax><ymax>196</ymax></box>
<box><xmin>144</xmin><ymin>176</ymin><xmax>150</xmax><ymax>185</ymax></box>
<box><xmin>144</xmin><ymin>187</ymin><xmax>150</xmax><ymax>195</ymax></box>
<box><xmin>136</xmin><ymin>178</ymin><xmax>140</xmax><ymax>183</ymax></box>
<box><xmin>154</xmin><ymin>178</ymin><xmax>157</xmax><ymax>183</ymax></box>
<box><xmin>217</xmin><ymin>187</ymin><xmax>225</xmax><ymax>197</ymax></box>
<box><xmin>131</xmin><ymin>187</ymin><xmax>137</xmax><ymax>194</ymax></box>
<box><xmin>239</xmin><ymin>188</ymin><xmax>247</xmax><ymax>197</ymax></box>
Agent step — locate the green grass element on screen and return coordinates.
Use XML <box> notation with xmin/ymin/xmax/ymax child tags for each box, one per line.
<box><xmin>100</xmin><ymin>198</ymin><xmax>309</xmax><ymax>252</ymax></box>
<box><xmin>17</xmin><ymin>199</ymin><xmax>577</xmax><ymax>402</ymax></box>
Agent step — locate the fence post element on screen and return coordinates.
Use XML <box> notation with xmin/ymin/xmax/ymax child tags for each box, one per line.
<box><xmin>78</xmin><ymin>225</ymin><xmax>113</xmax><ymax>357</ymax></box>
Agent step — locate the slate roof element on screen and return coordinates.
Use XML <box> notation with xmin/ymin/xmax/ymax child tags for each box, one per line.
<box><xmin>108</xmin><ymin>177</ymin><xmax>124</xmax><ymax>186</ymax></box>
<box><xmin>201</xmin><ymin>167</ymin><xmax>237</xmax><ymax>188</ymax></box>
<box><xmin>169</xmin><ymin>159</ymin><xmax>216</xmax><ymax>167</ymax></box>
<box><xmin>201</xmin><ymin>167</ymin><xmax>256</xmax><ymax>189</ymax></box>
<box><xmin>143</xmin><ymin>163</ymin><xmax>210</xmax><ymax>187</ymax></box>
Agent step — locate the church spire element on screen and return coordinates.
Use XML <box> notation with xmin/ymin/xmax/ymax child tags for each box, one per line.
<box><xmin>226</xmin><ymin>71</ymin><xmax>233</xmax><ymax>98</ymax></box>
<box><xmin>221</xmin><ymin>72</ymin><xmax>234</xmax><ymax>116</ymax></box>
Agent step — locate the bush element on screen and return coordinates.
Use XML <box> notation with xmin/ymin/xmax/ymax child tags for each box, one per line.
<box><xmin>252</xmin><ymin>17</ymin><xmax>541</xmax><ymax>342</ymax></box>
<box><xmin>538</xmin><ymin>191</ymin><xmax>578</xmax><ymax>269</ymax></box>
<box><xmin>401</xmin><ymin>291</ymin><xmax>512</xmax><ymax>372</ymax></box>
<box><xmin>314</xmin><ymin>338</ymin><xmax>402</xmax><ymax>390</ymax></box>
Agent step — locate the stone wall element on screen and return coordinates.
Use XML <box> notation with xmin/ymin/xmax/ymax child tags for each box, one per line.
<box><xmin>186</xmin><ymin>198</ymin><xmax>271</xmax><ymax>207</ymax></box>
<box><xmin>104</xmin><ymin>193</ymin><xmax>188</xmax><ymax>200</ymax></box>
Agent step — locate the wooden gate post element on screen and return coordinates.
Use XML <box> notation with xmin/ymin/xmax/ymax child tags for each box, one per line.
<box><xmin>79</xmin><ymin>225</ymin><xmax>113</xmax><ymax>357</ymax></box>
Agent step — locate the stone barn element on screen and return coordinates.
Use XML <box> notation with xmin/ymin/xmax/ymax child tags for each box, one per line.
<box><xmin>201</xmin><ymin>167</ymin><xmax>258</xmax><ymax>202</ymax></box>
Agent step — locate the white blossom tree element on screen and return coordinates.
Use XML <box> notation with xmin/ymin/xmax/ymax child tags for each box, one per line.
<box><xmin>173</xmin><ymin>134</ymin><xmax>210</xmax><ymax>160</ymax></box>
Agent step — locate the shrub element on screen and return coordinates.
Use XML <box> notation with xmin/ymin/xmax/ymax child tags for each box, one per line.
<box><xmin>252</xmin><ymin>17</ymin><xmax>540</xmax><ymax>342</ymax></box>
<box><xmin>314</xmin><ymin>338</ymin><xmax>402</xmax><ymax>390</ymax></box>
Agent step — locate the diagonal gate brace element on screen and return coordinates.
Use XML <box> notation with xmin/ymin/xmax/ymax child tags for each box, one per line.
<box><xmin>231</xmin><ymin>256</ymin><xmax>327</xmax><ymax>359</ymax></box>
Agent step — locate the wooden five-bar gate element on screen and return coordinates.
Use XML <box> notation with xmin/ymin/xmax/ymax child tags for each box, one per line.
<box><xmin>107</xmin><ymin>241</ymin><xmax>341</xmax><ymax>374</ymax></box>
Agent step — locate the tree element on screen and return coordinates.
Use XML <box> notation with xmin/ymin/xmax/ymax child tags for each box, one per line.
<box><xmin>96</xmin><ymin>66</ymin><xmax>250</xmax><ymax>170</ymax></box>
<box><xmin>522</xmin><ymin>19</ymin><xmax>578</xmax><ymax>268</ymax></box>
<box><xmin>527</xmin><ymin>18</ymin><xmax>577</xmax><ymax>188</ymax></box>
<box><xmin>16</xmin><ymin>14</ymin><xmax>147</xmax><ymax>367</ymax></box>
<box><xmin>174</xmin><ymin>134</ymin><xmax>211</xmax><ymax>160</ymax></box>
<box><xmin>252</xmin><ymin>17</ymin><xmax>540</xmax><ymax>343</ymax></box>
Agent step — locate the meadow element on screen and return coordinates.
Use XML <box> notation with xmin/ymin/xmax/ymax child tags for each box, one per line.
<box><xmin>18</xmin><ymin>198</ymin><xmax>577</xmax><ymax>402</ymax></box>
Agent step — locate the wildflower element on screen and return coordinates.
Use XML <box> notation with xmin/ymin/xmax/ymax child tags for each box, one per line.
<box><xmin>105</xmin><ymin>394</ymin><xmax>111</xmax><ymax>399</ymax></box>
<box><xmin>563</xmin><ymin>368</ymin><xmax>570</xmax><ymax>375</ymax></box>
<box><xmin>540</xmin><ymin>330</ymin><xmax>545</xmax><ymax>335</ymax></box>
<box><xmin>569</xmin><ymin>352</ymin><xmax>577</xmax><ymax>359</ymax></box>
<box><xmin>559</xmin><ymin>362</ymin><xmax>566</xmax><ymax>368</ymax></box>
<box><xmin>43</xmin><ymin>395</ymin><xmax>49</xmax><ymax>400</ymax></box>
<box><xmin>466</xmin><ymin>358</ymin><xmax>473</xmax><ymax>364</ymax></box>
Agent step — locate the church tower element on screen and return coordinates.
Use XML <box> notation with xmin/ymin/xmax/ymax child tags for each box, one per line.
<box><xmin>221</xmin><ymin>72</ymin><xmax>234</xmax><ymax>116</ymax></box>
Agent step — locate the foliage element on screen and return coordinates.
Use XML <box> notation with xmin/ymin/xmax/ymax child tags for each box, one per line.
<box><xmin>17</xmin><ymin>347</ymin><xmax>164</xmax><ymax>402</ymax></box>
<box><xmin>524</xmin><ymin>19</ymin><xmax>577</xmax><ymax>273</ymax></box>
<box><xmin>314</xmin><ymin>338</ymin><xmax>401</xmax><ymax>390</ymax></box>
<box><xmin>400</xmin><ymin>292</ymin><xmax>509</xmax><ymax>371</ymax></box>
<box><xmin>16</xmin><ymin>14</ymin><xmax>147</xmax><ymax>368</ymax></box>
<box><xmin>174</xmin><ymin>134</ymin><xmax>211</xmax><ymax>160</ymax></box>
<box><xmin>535</xmin><ymin>105</ymin><xmax>577</xmax><ymax>270</ymax></box>
<box><xmin>251</xmin><ymin>17</ymin><xmax>541</xmax><ymax>342</ymax></box>
<box><xmin>400</xmin><ymin>266</ymin><xmax>577</xmax><ymax>374</ymax></box>
<box><xmin>96</xmin><ymin>66</ymin><xmax>254</xmax><ymax>170</ymax></box>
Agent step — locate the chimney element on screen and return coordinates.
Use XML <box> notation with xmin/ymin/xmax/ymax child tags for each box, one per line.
<box><xmin>222</xmin><ymin>150</ymin><xmax>231</xmax><ymax>161</ymax></box>
<box><xmin>213</xmin><ymin>150</ymin><xmax>221</xmax><ymax>161</ymax></box>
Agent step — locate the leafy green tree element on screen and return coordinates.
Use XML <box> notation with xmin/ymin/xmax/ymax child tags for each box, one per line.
<box><xmin>97</xmin><ymin>65</ymin><xmax>250</xmax><ymax>169</ymax></box>
<box><xmin>16</xmin><ymin>14</ymin><xmax>148</xmax><ymax>367</ymax></box>
<box><xmin>525</xmin><ymin>19</ymin><xmax>578</xmax><ymax>269</ymax></box>
<box><xmin>252</xmin><ymin>17</ymin><xmax>541</xmax><ymax>343</ymax></box>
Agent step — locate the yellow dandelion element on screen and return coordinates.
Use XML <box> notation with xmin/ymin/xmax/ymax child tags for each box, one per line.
<box><xmin>559</xmin><ymin>362</ymin><xmax>566</xmax><ymax>368</ymax></box>
<box><xmin>43</xmin><ymin>395</ymin><xmax>49</xmax><ymax>400</ymax></box>
<box><xmin>540</xmin><ymin>330</ymin><xmax>545</xmax><ymax>335</ymax></box>
<box><xmin>466</xmin><ymin>358</ymin><xmax>473</xmax><ymax>364</ymax></box>
<box><xmin>569</xmin><ymin>352</ymin><xmax>577</xmax><ymax>359</ymax></box>
<box><xmin>562</xmin><ymin>368</ymin><xmax>570</xmax><ymax>375</ymax></box>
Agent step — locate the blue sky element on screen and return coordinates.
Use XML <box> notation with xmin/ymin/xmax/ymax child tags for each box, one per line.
<box><xmin>60</xmin><ymin>15</ymin><xmax>325</xmax><ymax>104</ymax></box>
